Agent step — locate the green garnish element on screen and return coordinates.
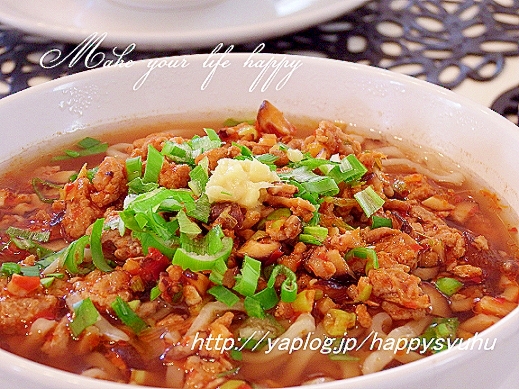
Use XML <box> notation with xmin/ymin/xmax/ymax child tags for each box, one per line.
<box><xmin>111</xmin><ymin>296</ymin><xmax>148</xmax><ymax>334</ymax></box>
<box><xmin>267</xmin><ymin>265</ymin><xmax>297</xmax><ymax>303</ymax></box>
<box><xmin>354</xmin><ymin>186</ymin><xmax>385</xmax><ymax>218</ymax></box>
<box><xmin>435</xmin><ymin>277</ymin><xmax>463</xmax><ymax>296</ymax></box>
<box><xmin>70</xmin><ymin>298</ymin><xmax>99</xmax><ymax>337</ymax></box>
<box><xmin>52</xmin><ymin>137</ymin><xmax>108</xmax><ymax>161</ymax></box>
<box><xmin>371</xmin><ymin>215</ymin><xmax>393</xmax><ymax>229</ymax></box>
<box><xmin>421</xmin><ymin>317</ymin><xmax>460</xmax><ymax>353</ymax></box>
<box><xmin>233</xmin><ymin>256</ymin><xmax>262</xmax><ymax>297</ymax></box>
<box><xmin>90</xmin><ymin>218</ymin><xmax>113</xmax><ymax>272</ymax></box>
<box><xmin>125</xmin><ymin>156</ymin><xmax>143</xmax><ymax>182</ymax></box>
<box><xmin>299</xmin><ymin>225</ymin><xmax>328</xmax><ymax>245</ymax></box>
<box><xmin>208</xmin><ymin>285</ymin><xmax>240</xmax><ymax>307</ymax></box>
<box><xmin>346</xmin><ymin>247</ymin><xmax>380</xmax><ymax>273</ymax></box>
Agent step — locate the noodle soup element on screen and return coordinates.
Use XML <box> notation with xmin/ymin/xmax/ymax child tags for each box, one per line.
<box><xmin>0</xmin><ymin>101</ymin><xmax>517</xmax><ymax>388</ymax></box>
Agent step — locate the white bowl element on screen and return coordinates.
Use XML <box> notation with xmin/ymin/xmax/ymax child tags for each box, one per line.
<box><xmin>108</xmin><ymin>0</ymin><xmax>224</xmax><ymax>10</ymax></box>
<box><xmin>0</xmin><ymin>54</ymin><xmax>518</xmax><ymax>389</ymax></box>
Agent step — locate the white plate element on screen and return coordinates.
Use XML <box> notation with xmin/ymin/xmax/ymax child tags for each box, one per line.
<box><xmin>0</xmin><ymin>0</ymin><xmax>368</xmax><ymax>51</ymax></box>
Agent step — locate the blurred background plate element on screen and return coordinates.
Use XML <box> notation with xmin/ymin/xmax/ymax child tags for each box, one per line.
<box><xmin>0</xmin><ymin>0</ymin><xmax>369</xmax><ymax>51</ymax></box>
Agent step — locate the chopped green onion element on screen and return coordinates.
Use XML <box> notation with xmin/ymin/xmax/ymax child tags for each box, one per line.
<box><xmin>188</xmin><ymin>157</ymin><xmax>209</xmax><ymax>197</ymax></box>
<box><xmin>78</xmin><ymin>137</ymin><xmax>102</xmax><ymax>149</ymax></box>
<box><xmin>133</xmin><ymin>231</ymin><xmax>178</xmax><ymax>258</ymax></box>
<box><xmin>267</xmin><ymin>265</ymin><xmax>297</xmax><ymax>303</ymax></box>
<box><xmin>206</xmin><ymin>225</ymin><xmax>224</xmax><ymax>255</ymax></box>
<box><xmin>435</xmin><ymin>277</ymin><xmax>463</xmax><ymax>296</ymax></box>
<box><xmin>163</xmin><ymin>129</ymin><xmax>221</xmax><ymax>165</ymax></box>
<box><xmin>329</xmin><ymin>353</ymin><xmax>361</xmax><ymax>361</ymax></box>
<box><xmin>1</xmin><ymin>262</ymin><xmax>21</xmax><ymax>276</ymax></box>
<box><xmin>161</xmin><ymin>141</ymin><xmax>191</xmax><ymax>163</ymax></box>
<box><xmin>299</xmin><ymin>225</ymin><xmax>328</xmax><ymax>245</ymax></box>
<box><xmin>8</xmin><ymin>236</ymin><xmax>54</xmax><ymax>259</ymax></box>
<box><xmin>208</xmin><ymin>258</ymin><xmax>227</xmax><ymax>285</ymax></box>
<box><xmin>90</xmin><ymin>218</ymin><xmax>113</xmax><ymax>272</ymax></box>
<box><xmin>420</xmin><ymin>317</ymin><xmax>459</xmax><ymax>353</ymax></box>
<box><xmin>31</xmin><ymin>177</ymin><xmax>62</xmax><ymax>203</ymax></box>
<box><xmin>70</xmin><ymin>298</ymin><xmax>99</xmax><ymax>337</ymax></box>
<box><xmin>63</xmin><ymin>235</ymin><xmax>90</xmax><ymax>274</ymax></box>
<box><xmin>188</xmin><ymin>194</ymin><xmax>211</xmax><ymax>223</ymax></box>
<box><xmin>233</xmin><ymin>143</ymin><xmax>254</xmax><ymax>159</ymax></box>
<box><xmin>126</xmin><ymin>156</ymin><xmax>142</xmax><ymax>182</ymax></box>
<box><xmin>7</xmin><ymin>227</ymin><xmax>50</xmax><ymax>243</ymax></box>
<box><xmin>120</xmin><ymin>188</ymin><xmax>196</xmax><ymax>240</ymax></box>
<box><xmin>233</xmin><ymin>256</ymin><xmax>261</xmax><ymax>297</ymax></box>
<box><xmin>280</xmin><ymin>167</ymin><xmax>340</xmax><ymax>197</ymax></box>
<box><xmin>40</xmin><ymin>277</ymin><xmax>55</xmax><ymax>288</ymax></box>
<box><xmin>345</xmin><ymin>247</ymin><xmax>379</xmax><ymax>273</ymax></box>
<box><xmin>327</xmin><ymin>154</ymin><xmax>368</xmax><ymax>184</ymax></box>
<box><xmin>127</xmin><ymin>177</ymin><xmax>159</xmax><ymax>195</ymax></box>
<box><xmin>230</xmin><ymin>349</ymin><xmax>243</xmax><ymax>361</ymax></box>
<box><xmin>172</xmin><ymin>236</ymin><xmax>233</xmax><ymax>272</ymax></box>
<box><xmin>143</xmin><ymin>145</ymin><xmax>164</xmax><ymax>184</ymax></box>
<box><xmin>177</xmin><ymin>210</ymin><xmax>202</xmax><ymax>237</ymax></box>
<box><xmin>244</xmin><ymin>296</ymin><xmax>265</xmax><ymax>318</ymax></box>
<box><xmin>266</xmin><ymin>208</ymin><xmax>292</xmax><ymax>221</ymax></box>
<box><xmin>52</xmin><ymin>137</ymin><xmax>108</xmax><ymax>161</ymax></box>
<box><xmin>253</xmin><ymin>286</ymin><xmax>279</xmax><ymax>310</ymax></box>
<box><xmin>20</xmin><ymin>265</ymin><xmax>40</xmax><ymax>277</ymax></box>
<box><xmin>208</xmin><ymin>285</ymin><xmax>240</xmax><ymax>307</ymax></box>
<box><xmin>255</xmin><ymin>153</ymin><xmax>279</xmax><ymax>167</ymax></box>
<box><xmin>371</xmin><ymin>215</ymin><xmax>393</xmax><ymax>229</ymax></box>
<box><xmin>150</xmin><ymin>284</ymin><xmax>161</xmax><ymax>301</ymax></box>
<box><xmin>111</xmin><ymin>296</ymin><xmax>148</xmax><ymax>334</ymax></box>
<box><xmin>354</xmin><ymin>186</ymin><xmax>385</xmax><ymax>218</ymax></box>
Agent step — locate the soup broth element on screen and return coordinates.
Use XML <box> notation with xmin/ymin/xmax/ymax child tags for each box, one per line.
<box><xmin>0</xmin><ymin>101</ymin><xmax>517</xmax><ymax>388</ymax></box>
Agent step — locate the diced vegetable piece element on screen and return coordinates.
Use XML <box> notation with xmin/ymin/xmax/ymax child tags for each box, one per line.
<box><xmin>292</xmin><ymin>289</ymin><xmax>315</xmax><ymax>313</ymax></box>
<box><xmin>435</xmin><ymin>277</ymin><xmax>463</xmax><ymax>296</ymax></box>
<box><xmin>70</xmin><ymin>298</ymin><xmax>100</xmax><ymax>337</ymax></box>
<box><xmin>323</xmin><ymin>309</ymin><xmax>356</xmax><ymax>336</ymax></box>
<box><xmin>143</xmin><ymin>145</ymin><xmax>164</xmax><ymax>184</ymax></box>
<box><xmin>421</xmin><ymin>195</ymin><xmax>455</xmax><ymax>211</ymax></box>
<box><xmin>126</xmin><ymin>156</ymin><xmax>142</xmax><ymax>182</ymax></box>
<box><xmin>371</xmin><ymin>215</ymin><xmax>393</xmax><ymax>229</ymax></box>
<box><xmin>353</xmin><ymin>186</ymin><xmax>385</xmax><ymax>218</ymax></box>
<box><xmin>90</xmin><ymin>218</ymin><xmax>113</xmax><ymax>272</ymax></box>
<box><xmin>233</xmin><ymin>256</ymin><xmax>262</xmax><ymax>297</ymax></box>
<box><xmin>244</xmin><ymin>296</ymin><xmax>265</xmax><ymax>318</ymax></box>
<box><xmin>1</xmin><ymin>262</ymin><xmax>21</xmax><ymax>276</ymax></box>
<box><xmin>8</xmin><ymin>274</ymin><xmax>40</xmax><ymax>293</ymax></box>
<box><xmin>299</xmin><ymin>225</ymin><xmax>328</xmax><ymax>246</ymax></box>
<box><xmin>172</xmin><ymin>236</ymin><xmax>233</xmax><ymax>272</ymax></box>
<box><xmin>345</xmin><ymin>247</ymin><xmax>379</xmax><ymax>274</ymax></box>
<box><xmin>208</xmin><ymin>285</ymin><xmax>240</xmax><ymax>307</ymax></box>
<box><xmin>420</xmin><ymin>317</ymin><xmax>459</xmax><ymax>352</ymax></box>
<box><xmin>450</xmin><ymin>201</ymin><xmax>479</xmax><ymax>224</ymax></box>
<box><xmin>267</xmin><ymin>265</ymin><xmax>297</xmax><ymax>302</ymax></box>
<box><xmin>111</xmin><ymin>296</ymin><xmax>148</xmax><ymax>334</ymax></box>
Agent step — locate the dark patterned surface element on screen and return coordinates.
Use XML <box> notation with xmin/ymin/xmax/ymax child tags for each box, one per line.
<box><xmin>0</xmin><ymin>0</ymin><xmax>518</xmax><ymax>122</ymax></box>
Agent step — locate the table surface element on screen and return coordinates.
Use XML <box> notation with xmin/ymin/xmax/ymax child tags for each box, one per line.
<box><xmin>0</xmin><ymin>0</ymin><xmax>518</xmax><ymax>125</ymax></box>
